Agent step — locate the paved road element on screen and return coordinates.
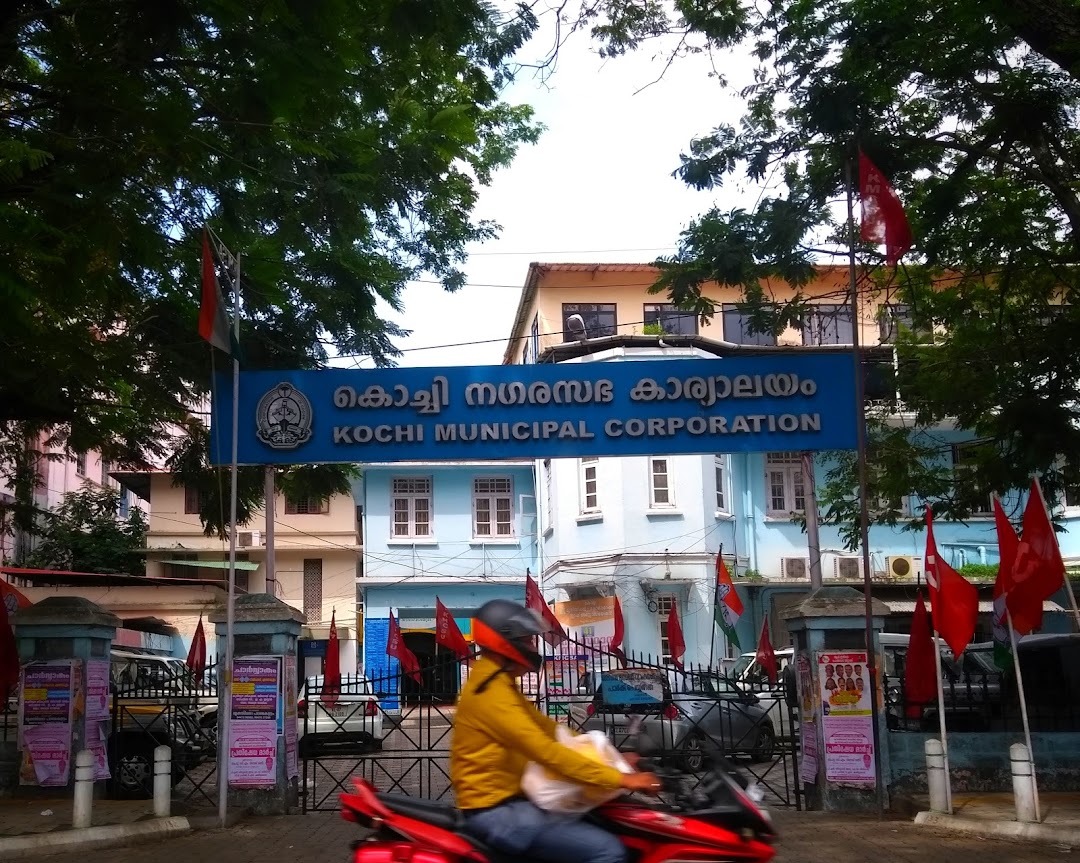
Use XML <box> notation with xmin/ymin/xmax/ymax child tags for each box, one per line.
<box><xmin>26</xmin><ymin>809</ymin><xmax>1071</xmax><ymax>863</ymax></box>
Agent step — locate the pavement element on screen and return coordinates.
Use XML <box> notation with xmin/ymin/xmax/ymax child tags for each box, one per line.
<box><xmin>1</xmin><ymin>807</ymin><xmax>1075</xmax><ymax>863</ymax></box>
<box><xmin>915</xmin><ymin>791</ymin><xmax>1080</xmax><ymax>846</ymax></box>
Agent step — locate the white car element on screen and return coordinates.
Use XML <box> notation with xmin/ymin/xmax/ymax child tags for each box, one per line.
<box><xmin>297</xmin><ymin>675</ymin><xmax>383</xmax><ymax>757</ymax></box>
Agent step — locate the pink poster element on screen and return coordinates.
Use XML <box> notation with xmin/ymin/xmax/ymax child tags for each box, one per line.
<box><xmin>87</xmin><ymin>721</ymin><xmax>111</xmax><ymax>781</ymax></box>
<box><xmin>228</xmin><ymin>720</ymin><xmax>278</xmax><ymax>786</ymax></box>
<box><xmin>19</xmin><ymin>662</ymin><xmax>74</xmax><ymax>787</ymax></box>
<box><xmin>85</xmin><ymin>660</ymin><xmax>111</xmax><ymax>722</ymax></box>
<box><xmin>817</xmin><ymin>651</ymin><xmax>875</xmax><ymax>785</ymax></box>
<box><xmin>22</xmin><ymin>725</ymin><xmax>72</xmax><ymax>786</ymax></box>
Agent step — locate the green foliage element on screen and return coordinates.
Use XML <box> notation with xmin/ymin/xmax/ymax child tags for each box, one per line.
<box><xmin>738</xmin><ymin>568</ymin><xmax>763</xmax><ymax>581</ymax></box>
<box><xmin>642</xmin><ymin>322</ymin><xmax>666</xmax><ymax>335</ymax></box>
<box><xmin>573</xmin><ymin>0</ymin><xmax>1080</xmax><ymax>532</ymax></box>
<box><xmin>24</xmin><ymin>485</ymin><xmax>147</xmax><ymax>575</ymax></box>
<box><xmin>958</xmin><ymin>563</ymin><xmax>999</xmax><ymax>582</ymax></box>
<box><xmin>0</xmin><ymin>0</ymin><xmax>540</xmax><ymax>524</ymax></box>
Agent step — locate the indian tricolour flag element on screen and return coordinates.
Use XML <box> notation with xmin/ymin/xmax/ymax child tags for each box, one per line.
<box><xmin>714</xmin><ymin>550</ymin><xmax>744</xmax><ymax>650</ymax></box>
<box><xmin>199</xmin><ymin>228</ymin><xmax>237</xmax><ymax>355</ymax></box>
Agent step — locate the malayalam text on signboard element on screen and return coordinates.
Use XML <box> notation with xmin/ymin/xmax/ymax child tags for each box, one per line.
<box><xmin>210</xmin><ymin>355</ymin><xmax>857</xmax><ymax>465</ymax></box>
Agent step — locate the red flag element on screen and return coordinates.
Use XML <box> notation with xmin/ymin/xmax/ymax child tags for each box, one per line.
<box><xmin>435</xmin><ymin>598</ymin><xmax>470</xmax><ymax>659</ymax></box>
<box><xmin>609</xmin><ymin>596</ymin><xmax>626</xmax><ymax>667</ymax></box>
<box><xmin>666</xmin><ymin>604</ymin><xmax>686</xmax><ymax>670</ymax></box>
<box><xmin>0</xmin><ymin>590</ymin><xmax>19</xmax><ymax>697</ymax></box>
<box><xmin>1009</xmin><ymin>478</ymin><xmax>1066</xmax><ymax>635</ymax></box>
<box><xmin>386</xmin><ymin>611</ymin><xmax>422</xmax><ymax>684</ymax></box>
<box><xmin>186</xmin><ymin>615</ymin><xmax>207</xmax><ymax>678</ymax></box>
<box><xmin>323</xmin><ymin>610</ymin><xmax>342</xmax><ymax>708</ymax></box>
<box><xmin>859</xmin><ymin>151</ymin><xmax>914</xmax><ymax>265</ymax></box>
<box><xmin>904</xmin><ymin>592</ymin><xmax>938</xmax><ymax>718</ymax></box>
<box><xmin>755</xmin><ymin>617</ymin><xmax>778</xmax><ymax>685</ymax></box>
<box><xmin>925</xmin><ymin>507</ymin><xmax>979</xmax><ymax>656</ymax></box>
<box><xmin>198</xmin><ymin>229</ymin><xmax>232</xmax><ymax>354</ymax></box>
<box><xmin>992</xmin><ymin>496</ymin><xmax>1019</xmax><ymax>666</ymax></box>
<box><xmin>525</xmin><ymin>573</ymin><xmax>566</xmax><ymax>647</ymax></box>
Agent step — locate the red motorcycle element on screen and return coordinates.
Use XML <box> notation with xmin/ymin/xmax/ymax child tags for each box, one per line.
<box><xmin>340</xmin><ymin>731</ymin><xmax>776</xmax><ymax>863</ymax></box>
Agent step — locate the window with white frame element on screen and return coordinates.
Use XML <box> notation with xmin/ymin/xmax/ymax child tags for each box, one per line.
<box><xmin>392</xmin><ymin>477</ymin><xmax>432</xmax><ymax>538</ymax></box>
<box><xmin>950</xmin><ymin>444</ymin><xmax>993</xmax><ymax>515</ymax></box>
<box><xmin>714</xmin><ymin>455</ymin><xmax>729</xmax><ymax>512</ymax></box>
<box><xmin>530</xmin><ymin>316</ymin><xmax>540</xmax><ymax>360</ymax></box>
<box><xmin>473</xmin><ymin>477</ymin><xmax>514</xmax><ymax>538</ymax></box>
<box><xmin>543</xmin><ymin>459</ymin><xmax>554</xmax><ymax>531</ymax></box>
<box><xmin>75</xmin><ymin>452</ymin><xmax>87</xmax><ymax>476</ymax></box>
<box><xmin>649</xmin><ymin>458</ymin><xmax>674</xmax><ymax>508</ymax></box>
<box><xmin>579</xmin><ymin>457</ymin><xmax>600</xmax><ymax>513</ymax></box>
<box><xmin>766</xmin><ymin>452</ymin><xmax>806</xmax><ymax>516</ymax></box>
<box><xmin>656</xmin><ymin>595</ymin><xmax>677</xmax><ymax>665</ymax></box>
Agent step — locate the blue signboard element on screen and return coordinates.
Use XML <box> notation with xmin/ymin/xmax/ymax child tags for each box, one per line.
<box><xmin>210</xmin><ymin>355</ymin><xmax>856</xmax><ymax>466</ymax></box>
<box><xmin>600</xmin><ymin>669</ymin><xmax>667</xmax><ymax>707</ymax></box>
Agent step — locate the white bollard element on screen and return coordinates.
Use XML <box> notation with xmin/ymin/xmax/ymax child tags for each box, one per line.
<box><xmin>1010</xmin><ymin>742</ymin><xmax>1038</xmax><ymax>823</ymax></box>
<box><xmin>924</xmin><ymin>738</ymin><xmax>949</xmax><ymax>813</ymax></box>
<box><xmin>153</xmin><ymin>745</ymin><xmax>172</xmax><ymax>818</ymax></box>
<box><xmin>72</xmin><ymin>749</ymin><xmax>95</xmax><ymax>829</ymax></box>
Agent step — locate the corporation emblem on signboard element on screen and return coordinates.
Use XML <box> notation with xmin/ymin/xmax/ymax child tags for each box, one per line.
<box><xmin>256</xmin><ymin>382</ymin><xmax>313</xmax><ymax>450</ymax></box>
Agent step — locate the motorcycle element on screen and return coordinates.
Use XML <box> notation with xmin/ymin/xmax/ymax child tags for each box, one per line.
<box><xmin>339</xmin><ymin>719</ymin><xmax>777</xmax><ymax>863</ymax></box>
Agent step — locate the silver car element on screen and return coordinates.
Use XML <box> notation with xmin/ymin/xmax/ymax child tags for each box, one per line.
<box><xmin>582</xmin><ymin>667</ymin><xmax>776</xmax><ymax>772</ymax></box>
<box><xmin>297</xmin><ymin>674</ymin><xmax>383</xmax><ymax>757</ymax></box>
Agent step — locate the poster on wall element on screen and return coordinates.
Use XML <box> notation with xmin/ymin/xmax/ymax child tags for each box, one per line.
<box><xmin>83</xmin><ymin>659</ymin><xmax>112</xmax><ymax>781</ymax></box>
<box><xmin>553</xmin><ymin>597</ymin><xmax>615</xmax><ymax>653</ymax></box>
<box><xmin>18</xmin><ymin>661</ymin><xmax>75</xmax><ymax>786</ymax></box>
<box><xmin>817</xmin><ymin>651</ymin><xmax>875</xmax><ymax>785</ymax></box>
<box><xmin>799</xmin><ymin>720</ymin><xmax>819</xmax><ymax>784</ymax></box>
<box><xmin>283</xmin><ymin>654</ymin><xmax>298</xmax><ymax>780</ymax></box>
<box><xmin>228</xmin><ymin>657</ymin><xmax>281</xmax><ymax>787</ymax></box>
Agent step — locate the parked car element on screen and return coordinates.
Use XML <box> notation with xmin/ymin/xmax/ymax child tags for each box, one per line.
<box><xmin>297</xmin><ymin>674</ymin><xmax>383</xmax><ymax>757</ymax></box>
<box><xmin>582</xmin><ymin>667</ymin><xmax>775</xmax><ymax>772</ymax></box>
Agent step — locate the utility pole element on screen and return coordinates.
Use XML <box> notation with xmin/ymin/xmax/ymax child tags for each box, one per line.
<box><xmin>802</xmin><ymin>452</ymin><xmax>824</xmax><ymax>589</ymax></box>
<box><xmin>264</xmin><ymin>466</ymin><xmax>276</xmax><ymax>597</ymax></box>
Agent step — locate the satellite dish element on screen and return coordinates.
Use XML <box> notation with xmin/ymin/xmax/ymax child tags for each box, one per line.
<box><xmin>565</xmin><ymin>313</ymin><xmax>588</xmax><ymax>342</ymax></box>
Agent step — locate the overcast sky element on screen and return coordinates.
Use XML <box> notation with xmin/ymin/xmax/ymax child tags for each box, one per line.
<box><xmin>370</xmin><ymin>27</ymin><xmax>760</xmax><ymax>369</ymax></box>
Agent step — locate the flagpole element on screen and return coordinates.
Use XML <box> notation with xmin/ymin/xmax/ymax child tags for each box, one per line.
<box><xmin>709</xmin><ymin>544</ymin><xmax>722</xmax><ymax>669</ymax></box>
<box><xmin>1006</xmin><ymin>607</ymin><xmax>1041</xmax><ymax>821</ymax></box>
<box><xmin>218</xmin><ymin>250</ymin><xmax>240</xmax><ymax>829</ymax></box>
<box><xmin>845</xmin><ymin>151</ymin><xmax>887</xmax><ymax>818</ymax></box>
<box><xmin>930</xmin><ymin>625</ymin><xmax>954</xmax><ymax>815</ymax></box>
<box><xmin>1033</xmin><ymin>477</ymin><xmax>1080</xmax><ymax>630</ymax></box>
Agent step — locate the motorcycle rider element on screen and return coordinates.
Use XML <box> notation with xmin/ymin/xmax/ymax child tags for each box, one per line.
<box><xmin>450</xmin><ymin>599</ymin><xmax>662</xmax><ymax>863</ymax></box>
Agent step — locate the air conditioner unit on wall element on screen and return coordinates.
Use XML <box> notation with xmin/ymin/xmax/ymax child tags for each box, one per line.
<box><xmin>833</xmin><ymin>557</ymin><xmax>862</xmax><ymax>580</ymax></box>
<box><xmin>238</xmin><ymin>530</ymin><xmax>262</xmax><ymax>549</ymax></box>
<box><xmin>886</xmin><ymin>555</ymin><xmax>921</xmax><ymax>581</ymax></box>
<box><xmin>781</xmin><ymin>557</ymin><xmax>809</xmax><ymax>579</ymax></box>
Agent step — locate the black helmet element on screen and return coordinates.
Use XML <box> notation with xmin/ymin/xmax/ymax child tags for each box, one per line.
<box><xmin>472</xmin><ymin>599</ymin><xmax>550</xmax><ymax>672</ymax></box>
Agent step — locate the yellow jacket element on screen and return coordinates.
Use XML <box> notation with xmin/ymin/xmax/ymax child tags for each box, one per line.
<box><xmin>450</xmin><ymin>655</ymin><xmax>624</xmax><ymax>810</ymax></box>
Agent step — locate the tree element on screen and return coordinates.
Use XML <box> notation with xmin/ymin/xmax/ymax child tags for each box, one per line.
<box><xmin>23</xmin><ymin>485</ymin><xmax>147</xmax><ymax>575</ymax></box>
<box><xmin>1</xmin><ymin>0</ymin><xmax>540</xmax><ymax>525</ymax></box>
<box><xmin>567</xmin><ymin>0</ymin><xmax>1080</xmax><ymax>539</ymax></box>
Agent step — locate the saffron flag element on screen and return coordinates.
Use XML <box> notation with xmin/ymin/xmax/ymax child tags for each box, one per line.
<box><xmin>714</xmin><ymin>551</ymin><xmax>743</xmax><ymax>650</ymax></box>
<box><xmin>755</xmin><ymin>617</ymin><xmax>778</xmax><ymax>685</ymax></box>
<box><xmin>186</xmin><ymin>615</ymin><xmax>207</xmax><ymax>678</ymax></box>
<box><xmin>387</xmin><ymin>611</ymin><xmax>422</xmax><ymax>685</ymax></box>
<box><xmin>992</xmin><ymin>496</ymin><xmax>1019</xmax><ymax>669</ymax></box>
<box><xmin>859</xmin><ymin>151</ymin><xmax>914</xmax><ymax>265</ymax></box>
<box><xmin>667</xmin><ymin>603</ymin><xmax>686</xmax><ymax>670</ymax></box>
<box><xmin>323</xmin><ymin>610</ymin><xmax>342</xmax><ymax>708</ymax></box>
<box><xmin>525</xmin><ymin>573</ymin><xmax>566</xmax><ymax>647</ymax></box>
<box><xmin>435</xmin><ymin>598</ymin><xmax>470</xmax><ymax>659</ymax></box>
<box><xmin>904</xmin><ymin>592</ymin><xmax>938</xmax><ymax>718</ymax></box>
<box><xmin>1008</xmin><ymin>478</ymin><xmax>1066</xmax><ymax>635</ymax></box>
<box><xmin>199</xmin><ymin>228</ymin><xmax>233</xmax><ymax>354</ymax></box>
<box><xmin>925</xmin><ymin>507</ymin><xmax>979</xmax><ymax>657</ymax></box>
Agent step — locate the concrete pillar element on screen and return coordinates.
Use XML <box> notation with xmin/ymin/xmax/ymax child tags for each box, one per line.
<box><xmin>782</xmin><ymin>586</ymin><xmax>891</xmax><ymax>813</ymax></box>
<box><xmin>72</xmin><ymin>750</ymin><xmax>94</xmax><ymax>828</ymax></box>
<box><xmin>211</xmin><ymin>594</ymin><xmax>302</xmax><ymax>815</ymax></box>
<box><xmin>925</xmin><ymin>738</ymin><xmax>948</xmax><ymax>813</ymax></box>
<box><xmin>1010</xmin><ymin>743</ymin><xmax>1039</xmax><ymax>823</ymax></box>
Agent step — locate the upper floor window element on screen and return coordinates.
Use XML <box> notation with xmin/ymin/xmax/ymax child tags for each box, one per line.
<box><xmin>543</xmin><ymin>459</ymin><xmax>554</xmax><ymax>532</ymax></box>
<box><xmin>100</xmin><ymin>458</ymin><xmax>113</xmax><ymax>487</ymax></box>
<box><xmin>392</xmin><ymin>477</ymin><xmax>432</xmax><ymax>538</ymax></box>
<box><xmin>766</xmin><ymin>452</ymin><xmax>806</xmax><ymax>516</ymax></box>
<box><xmin>879</xmin><ymin>303</ymin><xmax>932</xmax><ymax>344</ymax></box>
<box><xmin>530</xmin><ymin>316</ymin><xmax>540</xmax><ymax>359</ymax></box>
<box><xmin>473</xmin><ymin>477</ymin><xmax>514</xmax><ymax>538</ymax></box>
<box><xmin>649</xmin><ymin>458</ymin><xmax>674</xmax><ymax>508</ymax></box>
<box><xmin>285</xmin><ymin>495</ymin><xmax>329</xmax><ymax>515</ymax></box>
<box><xmin>562</xmin><ymin>303</ymin><xmax>617</xmax><ymax>340</ymax></box>
<box><xmin>715</xmin><ymin>455</ymin><xmax>729</xmax><ymax>513</ymax></box>
<box><xmin>119</xmin><ymin>489</ymin><xmax>132</xmax><ymax>519</ymax></box>
<box><xmin>657</xmin><ymin>595</ymin><xmax>678</xmax><ymax>665</ymax></box>
<box><xmin>75</xmin><ymin>452</ymin><xmax>87</xmax><ymax>476</ymax></box>
<box><xmin>643</xmin><ymin>303</ymin><xmax>697</xmax><ymax>336</ymax></box>
<box><xmin>721</xmin><ymin>304</ymin><xmax>778</xmax><ymax>346</ymax></box>
<box><xmin>801</xmin><ymin>304</ymin><xmax>854</xmax><ymax>346</ymax></box>
<box><xmin>579</xmin><ymin>457</ymin><xmax>600</xmax><ymax>513</ymax></box>
<box><xmin>184</xmin><ymin>485</ymin><xmax>209</xmax><ymax>515</ymax></box>
<box><xmin>951</xmin><ymin>443</ymin><xmax>993</xmax><ymax>516</ymax></box>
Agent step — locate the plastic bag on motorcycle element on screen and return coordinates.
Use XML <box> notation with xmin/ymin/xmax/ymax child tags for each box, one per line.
<box><xmin>521</xmin><ymin>727</ymin><xmax>634</xmax><ymax>814</ymax></box>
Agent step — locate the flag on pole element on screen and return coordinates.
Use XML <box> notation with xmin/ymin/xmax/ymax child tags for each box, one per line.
<box><xmin>323</xmin><ymin>610</ymin><xmax>342</xmax><ymax>707</ymax></box>
<box><xmin>859</xmin><ymin>151</ymin><xmax>914</xmax><ymax>265</ymax></box>
<box><xmin>525</xmin><ymin>573</ymin><xmax>567</xmax><ymax>647</ymax></box>
<box><xmin>992</xmin><ymin>496</ymin><xmax>1019</xmax><ymax>669</ymax></box>
<box><xmin>435</xmin><ymin>598</ymin><xmax>470</xmax><ymax>659</ymax></box>
<box><xmin>755</xmin><ymin>617</ymin><xmax>778</xmax><ymax>685</ymax></box>
<box><xmin>186</xmin><ymin>615</ymin><xmax>207</xmax><ymax>678</ymax></box>
<box><xmin>387</xmin><ymin>611</ymin><xmax>422</xmax><ymax>684</ymax></box>
<box><xmin>904</xmin><ymin>592</ymin><xmax>938</xmax><ymax>718</ymax></box>
<box><xmin>714</xmin><ymin>551</ymin><xmax>744</xmax><ymax>650</ymax></box>
<box><xmin>667</xmin><ymin>603</ymin><xmax>686</xmax><ymax>670</ymax></box>
<box><xmin>0</xmin><ymin>588</ymin><xmax>20</xmax><ymax>697</ymax></box>
<box><xmin>925</xmin><ymin>507</ymin><xmax>979</xmax><ymax>656</ymax></box>
<box><xmin>609</xmin><ymin>596</ymin><xmax>626</xmax><ymax>666</ymax></box>
<box><xmin>1008</xmin><ymin>478</ymin><xmax>1066</xmax><ymax>635</ymax></box>
<box><xmin>199</xmin><ymin>229</ymin><xmax>235</xmax><ymax>354</ymax></box>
